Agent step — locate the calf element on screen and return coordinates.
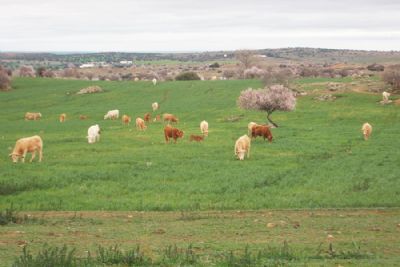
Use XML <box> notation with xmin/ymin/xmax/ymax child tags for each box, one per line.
<box><xmin>9</xmin><ymin>135</ymin><xmax>43</xmax><ymax>163</ymax></box>
<box><xmin>144</xmin><ymin>113</ymin><xmax>151</xmax><ymax>122</ymax></box>
<box><xmin>164</xmin><ymin>125</ymin><xmax>184</xmax><ymax>143</ymax></box>
<box><xmin>190</xmin><ymin>135</ymin><xmax>204</xmax><ymax>142</ymax></box>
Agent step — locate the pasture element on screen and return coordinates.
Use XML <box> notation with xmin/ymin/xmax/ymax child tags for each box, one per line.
<box><xmin>1</xmin><ymin>77</ymin><xmax>400</xmax><ymax>266</ymax></box>
<box><xmin>0</xmin><ymin>77</ymin><xmax>399</xmax><ymax>211</ymax></box>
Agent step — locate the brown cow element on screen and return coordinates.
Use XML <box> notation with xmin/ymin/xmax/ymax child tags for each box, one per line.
<box><xmin>164</xmin><ymin>125</ymin><xmax>184</xmax><ymax>143</ymax></box>
<box><xmin>79</xmin><ymin>115</ymin><xmax>88</xmax><ymax>120</ymax></box>
<box><xmin>144</xmin><ymin>113</ymin><xmax>151</xmax><ymax>122</ymax></box>
<box><xmin>190</xmin><ymin>135</ymin><xmax>204</xmax><ymax>142</ymax></box>
<box><xmin>163</xmin><ymin>113</ymin><xmax>179</xmax><ymax>123</ymax></box>
<box><xmin>251</xmin><ymin>125</ymin><xmax>273</xmax><ymax>142</ymax></box>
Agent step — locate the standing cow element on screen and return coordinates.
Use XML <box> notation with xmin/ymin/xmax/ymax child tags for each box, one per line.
<box><xmin>200</xmin><ymin>120</ymin><xmax>209</xmax><ymax>136</ymax></box>
<box><xmin>164</xmin><ymin>125</ymin><xmax>184</xmax><ymax>143</ymax></box>
<box><xmin>251</xmin><ymin>125</ymin><xmax>273</xmax><ymax>143</ymax></box>
<box><xmin>361</xmin><ymin>122</ymin><xmax>372</xmax><ymax>140</ymax></box>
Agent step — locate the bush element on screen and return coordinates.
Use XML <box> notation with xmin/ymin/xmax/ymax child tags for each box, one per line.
<box><xmin>175</xmin><ymin>72</ymin><xmax>201</xmax><ymax>81</ymax></box>
<box><xmin>19</xmin><ymin>66</ymin><xmax>35</xmax><ymax>77</ymax></box>
<box><xmin>367</xmin><ymin>63</ymin><xmax>384</xmax><ymax>72</ymax></box>
<box><xmin>0</xmin><ymin>69</ymin><xmax>11</xmax><ymax>91</ymax></box>
<box><xmin>382</xmin><ymin>64</ymin><xmax>400</xmax><ymax>91</ymax></box>
<box><xmin>209</xmin><ymin>62</ymin><xmax>220</xmax><ymax>68</ymax></box>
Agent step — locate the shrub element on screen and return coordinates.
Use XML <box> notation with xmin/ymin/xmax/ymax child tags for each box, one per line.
<box><xmin>382</xmin><ymin>64</ymin><xmax>400</xmax><ymax>91</ymax></box>
<box><xmin>243</xmin><ymin>66</ymin><xmax>265</xmax><ymax>79</ymax></box>
<box><xmin>209</xmin><ymin>62</ymin><xmax>220</xmax><ymax>68</ymax></box>
<box><xmin>19</xmin><ymin>66</ymin><xmax>35</xmax><ymax>77</ymax></box>
<box><xmin>0</xmin><ymin>68</ymin><xmax>11</xmax><ymax>91</ymax></box>
<box><xmin>175</xmin><ymin>72</ymin><xmax>201</xmax><ymax>81</ymax></box>
<box><xmin>367</xmin><ymin>63</ymin><xmax>384</xmax><ymax>72</ymax></box>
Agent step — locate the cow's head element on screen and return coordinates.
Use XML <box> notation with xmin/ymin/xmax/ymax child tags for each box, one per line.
<box><xmin>9</xmin><ymin>153</ymin><xmax>20</xmax><ymax>163</ymax></box>
<box><xmin>237</xmin><ymin>150</ymin><xmax>246</xmax><ymax>160</ymax></box>
<box><xmin>177</xmin><ymin>130</ymin><xmax>184</xmax><ymax>138</ymax></box>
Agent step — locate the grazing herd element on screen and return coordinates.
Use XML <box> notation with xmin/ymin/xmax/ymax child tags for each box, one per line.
<box><xmin>10</xmin><ymin>95</ymin><xmax>377</xmax><ymax>163</ymax></box>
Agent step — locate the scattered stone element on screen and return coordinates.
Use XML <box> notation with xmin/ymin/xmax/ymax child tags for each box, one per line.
<box><xmin>76</xmin><ymin>85</ymin><xmax>103</xmax><ymax>95</ymax></box>
<box><xmin>327</xmin><ymin>234</ymin><xmax>334</xmax><ymax>241</ymax></box>
<box><xmin>153</xmin><ymin>228</ymin><xmax>166</xmax><ymax>234</ymax></box>
<box><xmin>327</xmin><ymin>82</ymin><xmax>345</xmax><ymax>91</ymax></box>
<box><xmin>267</xmin><ymin>223</ymin><xmax>276</xmax><ymax>228</ymax></box>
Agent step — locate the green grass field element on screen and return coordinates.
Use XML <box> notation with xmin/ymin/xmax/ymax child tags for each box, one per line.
<box><xmin>1</xmin><ymin>77</ymin><xmax>400</xmax><ymax>266</ymax></box>
<box><xmin>0</xmin><ymin>78</ymin><xmax>399</xmax><ymax>211</ymax></box>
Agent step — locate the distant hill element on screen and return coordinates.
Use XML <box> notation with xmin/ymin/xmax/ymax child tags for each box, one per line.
<box><xmin>1</xmin><ymin>47</ymin><xmax>400</xmax><ymax>64</ymax></box>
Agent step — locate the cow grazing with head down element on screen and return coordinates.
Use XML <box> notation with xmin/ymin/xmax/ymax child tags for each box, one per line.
<box><xmin>163</xmin><ymin>113</ymin><xmax>179</xmax><ymax>123</ymax></box>
<box><xmin>122</xmin><ymin>115</ymin><xmax>131</xmax><ymax>125</ymax></box>
<box><xmin>87</xmin><ymin>124</ymin><xmax>101</xmax><ymax>144</ymax></box>
<box><xmin>190</xmin><ymin>135</ymin><xmax>204</xmax><ymax>142</ymax></box>
<box><xmin>25</xmin><ymin>112</ymin><xmax>42</xmax><ymax>121</ymax></box>
<box><xmin>251</xmin><ymin>125</ymin><xmax>273</xmax><ymax>143</ymax></box>
<box><xmin>9</xmin><ymin>135</ymin><xmax>43</xmax><ymax>163</ymax></box>
<box><xmin>234</xmin><ymin>135</ymin><xmax>251</xmax><ymax>160</ymax></box>
<box><xmin>361</xmin><ymin>122</ymin><xmax>372</xmax><ymax>140</ymax></box>
<box><xmin>144</xmin><ymin>113</ymin><xmax>151</xmax><ymax>122</ymax></box>
<box><xmin>136</xmin><ymin>117</ymin><xmax>147</xmax><ymax>130</ymax></box>
<box><xmin>164</xmin><ymin>125</ymin><xmax>184</xmax><ymax>143</ymax></box>
<box><xmin>79</xmin><ymin>115</ymin><xmax>88</xmax><ymax>120</ymax></box>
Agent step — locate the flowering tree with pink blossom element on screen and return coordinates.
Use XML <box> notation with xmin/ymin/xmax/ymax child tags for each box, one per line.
<box><xmin>237</xmin><ymin>84</ymin><xmax>296</xmax><ymax>127</ymax></box>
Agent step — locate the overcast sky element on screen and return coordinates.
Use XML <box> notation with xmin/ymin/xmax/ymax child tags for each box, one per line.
<box><xmin>1</xmin><ymin>0</ymin><xmax>399</xmax><ymax>52</ymax></box>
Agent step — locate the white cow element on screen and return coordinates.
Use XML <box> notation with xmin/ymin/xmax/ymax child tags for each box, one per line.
<box><xmin>152</xmin><ymin>102</ymin><xmax>159</xmax><ymax>112</ymax></box>
<box><xmin>87</xmin><ymin>124</ymin><xmax>101</xmax><ymax>144</ymax></box>
<box><xmin>200</xmin><ymin>120</ymin><xmax>209</xmax><ymax>136</ymax></box>
<box><xmin>104</xmin><ymin>109</ymin><xmax>119</xmax><ymax>120</ymax></box>
<box><xmin>382</xmin><ymin>91</ymin><xmax>391</xmax><ymax>103</ymax></box>
<box><xmin>152</xmin><ymin>78</ymin><xmax>157</xmax><ymax>86</ymax></box>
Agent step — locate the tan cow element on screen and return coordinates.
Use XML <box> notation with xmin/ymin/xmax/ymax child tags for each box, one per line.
<box><xmin>122</xmin><ymin>115</ymin><xmax>131</xmax><ymax>125</ymax></box>
<box><xmin>59</xmin><ymin>113</ymin><xmax>66</xmax><ymax>123</ymax></box>
<box><xmin>136</xmin><ymin>117</ymin><xmax>147</xmax><ymax>130</ymax></box>
<box><xmin>25</xmin><ymin>112</ymin><xmax>42</xmax><ymax>121</ymax></box>
<box><xmin>163</xmin><ymin>113</ymin><xmax>178</xmax><ymax>123</ymax></box>
<box><xmin>9</xmin><ymin>135</ymin><xmax>43</xmax><ymax>163</ymax></box>
<box><xmin>234</xmin><ymin>135</ymin><xmax>251</xmax><ymax>160</ymax></box>
<box><xmin>362</xmin><ymin>122</ymin><xmax>372</xmax><ymax>140</ymax></box>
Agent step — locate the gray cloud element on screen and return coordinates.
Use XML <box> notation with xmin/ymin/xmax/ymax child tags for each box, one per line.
<box><xmin>1</xmin><ymin>0</ymin><xmax>399</xmax><ymax>51</ymax></box>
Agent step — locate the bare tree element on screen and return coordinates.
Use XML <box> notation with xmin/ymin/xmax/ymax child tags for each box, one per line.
<box><xmin>382</xmin><ymin>64</ymin><xmax>400</xmax><ymax>91</ymax></box>
<box><xmin>238</xmin><ymin>85</ymin><xmax>296</xmax><ymax>127</ymax></box>
<box><xmin>235</xmin><ymin>50</ymin><xmax>257</xmax><ymax>69</ymax></box>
